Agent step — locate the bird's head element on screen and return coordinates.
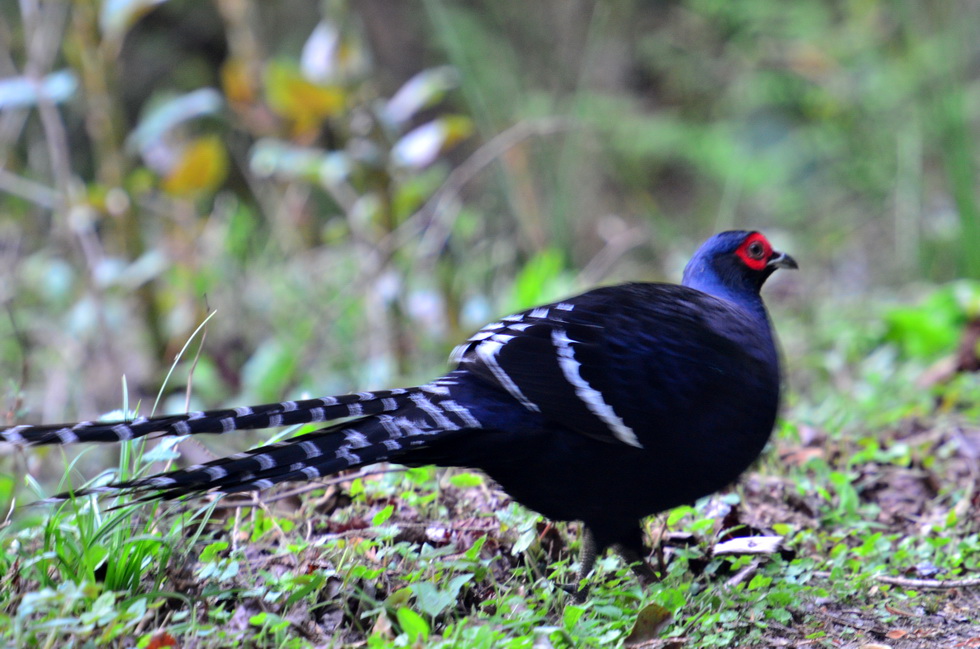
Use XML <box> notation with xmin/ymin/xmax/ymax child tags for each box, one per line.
<box><xmin>682</xmin><ymin>231</ymin><xmax>798</xmax><ymax>298</ymax></box>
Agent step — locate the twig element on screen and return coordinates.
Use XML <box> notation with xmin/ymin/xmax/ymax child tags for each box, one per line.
<box><xmin>0</xmin><ymin>168</ymin><xmax>58</xmax><ymax>208</ymax></box>
<box><xmin>724</xmin><ymin>557</ymin><xmax>762</xmax><ymax>588</ymax></box>
<box><xmin>874</xmin><ymin>575</ymin><xmax>980</xmax><ymax>589</ymax></box>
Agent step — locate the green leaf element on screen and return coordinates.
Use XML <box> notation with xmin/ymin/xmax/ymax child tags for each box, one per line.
<box><xmin>284</xmin><ymin>574</ymin><xmax>326</xmax><ymax>608</ymax></box>
<box><xmin>241</xmin><ymin>340</ymin><xmax>300</xmax><ymax>402</ymax></box>
<box><xmin>464</xmin><ymin>535</ymin><xmax>487</xmax><ymax>561</ymax></box>
<box><xmin>411</xmin><ymin>574</ymin><xmax>473</xmax><ymax>618</ymax></box>
<box><xmin>385</xmin><ymin>587</ymin><xmax>413</xmax><ymax>608</ymax></box>
<box><xmin>563</xmin><ymin>604</ymin><xmax>587</xmax><ymax>630</ymax></box>
<box><xmin>372</xmin><ymin>504</ymin><xmax>395</xmax><ymax>526</ymax></box>
<box><xmin>199</xmin><ymin>541</ymin><xmax>228</xmax><ymax>563</ymax></box>
<box><xmin>448</xmin><ymin>472</ymin><xmax>484</xmax><ymax>488</ymax></box>
<box><xmin>395</xmin><ymin>607</ymin><xmax>430</xmax><ymax>642</ymax></box>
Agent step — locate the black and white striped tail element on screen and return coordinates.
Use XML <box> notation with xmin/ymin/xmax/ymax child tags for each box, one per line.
<box><xmin>0</xmin><ymin>387</ymin><xmax>426</xmax><ymax>447</ymax></box>
<box><xmin>7</xmin><ymin>372</ymin><xmax>485</xmax><ymax>501</ymax></box>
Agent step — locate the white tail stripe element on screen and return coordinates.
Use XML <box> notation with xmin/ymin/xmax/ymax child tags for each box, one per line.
<box><xmin>409</xmin><ymin>393</ymin><xmax>459</xmax><ymax>430</ymax></box>
<box><xmin>344</xmin><ymin>430</ymin><xmax>370</xmax><ymax>448</ymax></box>
<box><xmin>440</xmin><ymin>400</ymin><xmax>482</xmax><ymax>428</ymax></box>
<box><xmin>112</xmin><ymin>424</ymin><xmax>133</xmax><ymax>440</ymax></box>
<box><xmin>56</xmin><ymin>428</ymin><xmax>79</xmax><ymax>444</ymax></box>
<box><xmin>336</xmin><ymin>445</ymin><xmax>360</xmax><ymax>465</ymax></box>
<box><xmin>300</xmin><ymin>441</ymin><xmax>322</xmax><ymax>458</ymax></box>
<box><xmin>205</xmin><ymin>466</ymin><xmax>228</xmax><ymax>480</ymax></box>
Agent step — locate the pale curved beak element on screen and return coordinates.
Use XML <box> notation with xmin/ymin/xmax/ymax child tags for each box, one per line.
<box><xmin>767</xmin><ymin>250</ymin><xmax>798</xmax><ymax>270</ymax></box>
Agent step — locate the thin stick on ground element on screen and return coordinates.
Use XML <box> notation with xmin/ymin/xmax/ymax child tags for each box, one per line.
<box><xmin>874</xmin><ymin>575</ymin><xmax>980</xmax><ymax>589</ymax></box>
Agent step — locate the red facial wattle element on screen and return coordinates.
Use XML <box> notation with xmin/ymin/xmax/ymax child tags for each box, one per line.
<box><xmin>735</xmin><ymin>232</ymin><xmax>773</xmax><ymax>271</ymax></box>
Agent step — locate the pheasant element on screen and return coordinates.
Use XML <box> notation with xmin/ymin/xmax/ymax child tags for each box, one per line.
<box><xmin>1</xmin><ymin>230</ymin><xmax>796</xmax><ymax>583</ymax></box>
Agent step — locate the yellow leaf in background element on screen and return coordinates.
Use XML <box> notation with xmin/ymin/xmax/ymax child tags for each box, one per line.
<box><xmin>221</xmin><ymin>58</ymin><xmax>255</xmax><ymax>105</ymax></box>
<box><xmin>265</xmin><ymin>61</ymin><xmax>345</xmax><ymax>134</ymax></box>
<box><xmin>162</xmin><ymin>136</ymin><xmax>228</xmax><ymax>197</ymax></box>
<box><xmin>439</xmin><ymin>115</ymin><xmax>474</xmax><ymax>148</ymax></box>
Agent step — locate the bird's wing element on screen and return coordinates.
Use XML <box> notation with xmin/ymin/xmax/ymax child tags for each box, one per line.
<box><xmin>451</xmin><ymin>283</ymin><xmax>754</xmax><ymax>449</ymax></box>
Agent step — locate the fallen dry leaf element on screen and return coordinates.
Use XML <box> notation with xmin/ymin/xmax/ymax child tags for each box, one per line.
<box><xmin>624</xmin><ymin>602</ymin><xmax>673</xmax><ymax>647</ymax></box>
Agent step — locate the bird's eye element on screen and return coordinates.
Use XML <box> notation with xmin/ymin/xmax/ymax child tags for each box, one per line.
<box><xmin>747</xmin><ymin>241</ymin><xmax>765</xmax><ymax>259</ymax></box>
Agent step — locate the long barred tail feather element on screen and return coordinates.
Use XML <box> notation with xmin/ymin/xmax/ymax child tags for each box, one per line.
<box><xmin>0</xmin><ymin>386</ymin><xmax>431</xmax><ymax>446</ymax></box>
<box><xmin>30</xmin><ymin>374</ymin><xmax>483</xmax><ymax>501</ymax></box>
<box><xmin>109</xmin><ymin>421</ymin><xmax>436</xmax><ymax>501</ymax></box>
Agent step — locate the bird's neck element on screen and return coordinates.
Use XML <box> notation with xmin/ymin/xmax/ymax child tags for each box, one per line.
<box><xmin>685</xmin><ymin>275</ymin><xmax>773</xmax><ymax>332</ymax></box>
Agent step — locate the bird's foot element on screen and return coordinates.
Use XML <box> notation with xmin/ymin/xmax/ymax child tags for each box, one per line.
<box><xmin>560</xmin><ymin>579</ymin><xmax>591</xmax><ymax>603</ymax></box>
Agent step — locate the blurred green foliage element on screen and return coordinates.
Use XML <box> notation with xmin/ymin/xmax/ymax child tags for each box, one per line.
<box><xmin>885</xmin><ymin>281</ymin><xmax>980</xmax><ymax>359</ymax></box>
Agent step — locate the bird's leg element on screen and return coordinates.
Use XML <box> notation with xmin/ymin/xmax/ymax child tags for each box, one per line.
<box><xmin>577</xmin><ymin>526</ymin><xmax>598</xmax><ymax>583</ymax></box>
<box><xmin>613</xmin><ymin>525</ymin><xmax>659</xmax><ymax>585</ymax></box>
<box><xmin>561</xmin><ymin>526</ymin><xmax>598</xmax><ymax>601</ymax></box>
<box><xmin>614</xmin><ymin>544</ymin><xmax>659</xmax><ymax>584</ymax></box>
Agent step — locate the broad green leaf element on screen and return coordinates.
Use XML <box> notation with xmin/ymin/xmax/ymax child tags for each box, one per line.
<box><xmin>199</xmin><ymin>541</ymin><xmax>228</xmax><ymax>563</ymax></box>
<box><xmin>563</xmin><ymin>604</ymin><xmax>587</xmax><ymax>630</ymax></box>
<box><xmin>395</xmin><ymin>607</ymin><xmax>430</xmax><ymax>642</ymax></box>
<box><xmin>241</xmin><ymin>339</ymin><xmax>300</xmax><ymax>402</ymax></box>
<box><xmin>507</xmin><ymin>247</ymin><xmax>573</xmax><ymax>312</ymax></box>
<box><xmin>411</xmin><ymin>574</ymin><xmax>473</xmax><ymax>618</ymax></box>
<box><xmin>372</xmin><ymin>504</ymin><xmax>395</xmax><ymax>526</ymax></box>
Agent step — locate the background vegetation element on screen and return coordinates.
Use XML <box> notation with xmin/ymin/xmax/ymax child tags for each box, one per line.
<box><xmin>1</xmin><ymin>0</ymin><xmax>979</xmax><ymax>647</ymax></box>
